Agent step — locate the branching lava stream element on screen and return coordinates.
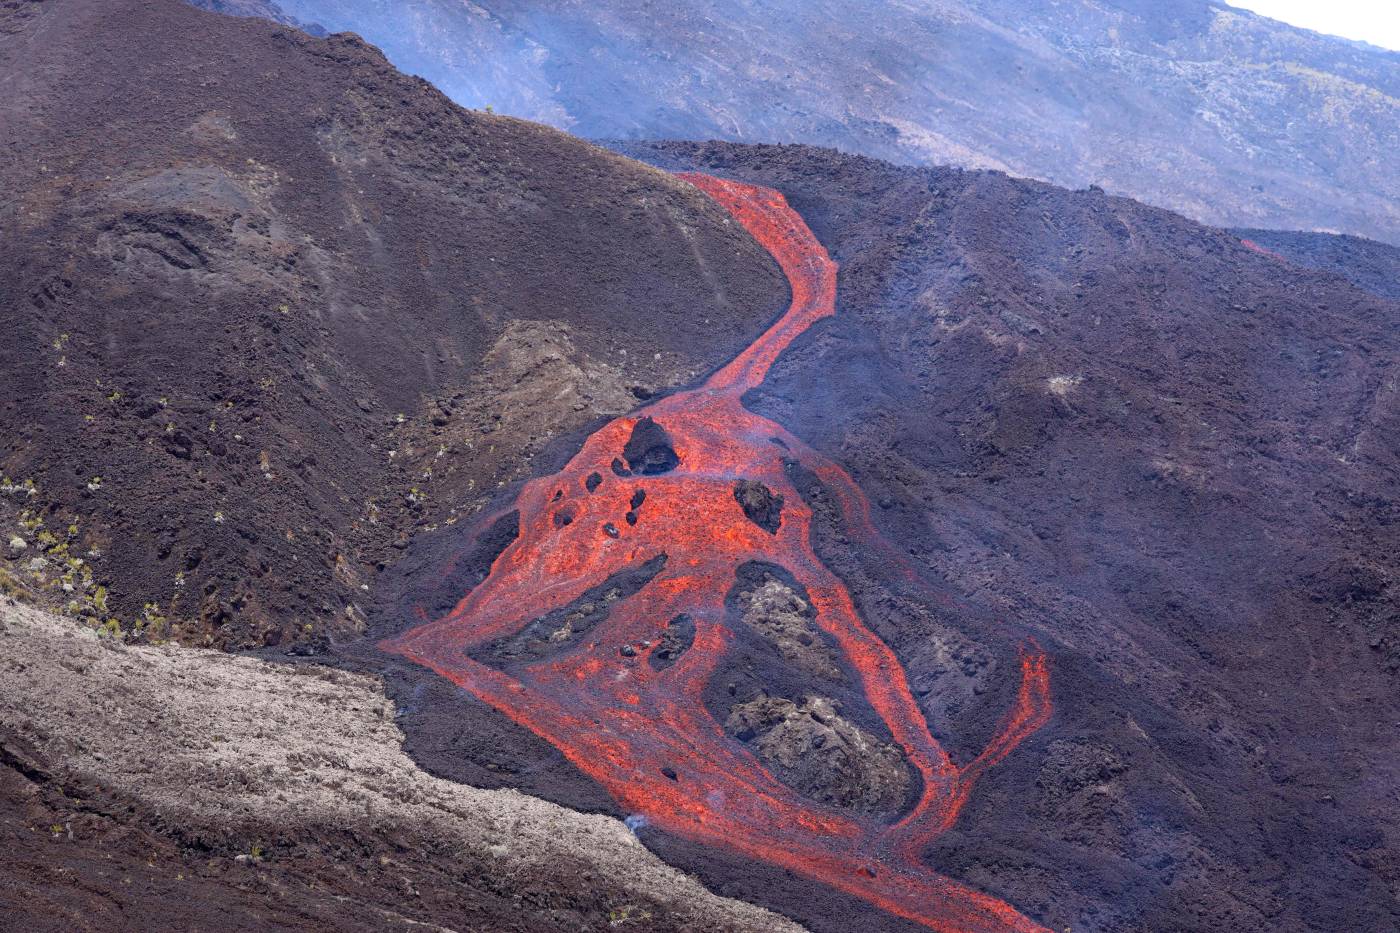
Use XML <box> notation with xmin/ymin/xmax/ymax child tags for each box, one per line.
<box><xmin>383</xmin><ymin>174</ymin><xmax>1052</xmax><ymax>933</ymax></box>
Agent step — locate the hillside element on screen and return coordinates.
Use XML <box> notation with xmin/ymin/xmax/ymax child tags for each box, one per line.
<box><xmin>0</xmin><ymin>0</ymin><xmax>785</xmax><ymax>649</ymax></box>
<box><xmin>1232</xmin><ymin>228</ymin><xmax>1400</xmax><ymax>301</ymax></box>
<box><xmin>475</xmin><ymin>138</ymin><xmax>1400</xmax><ymax>931</ymax></box>
<box><xmin>206</xmin><ymin>0</ymin><xmax>1400</xmax><ymax>243</ymax></box>
<box><xmin>0</xmin><ymin>598</ymin><xmax>798</xmax><ymax>932</ymax></box>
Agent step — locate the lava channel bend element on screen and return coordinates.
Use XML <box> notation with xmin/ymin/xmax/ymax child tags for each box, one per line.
<box><xmin>382</xmin><ymin>173</ymin><xmax>1052</xmax><ymax>933</ymax></box>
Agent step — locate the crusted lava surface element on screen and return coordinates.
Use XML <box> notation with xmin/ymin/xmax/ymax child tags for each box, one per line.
<box><xmin>592</xmin><ymin>140</ymin><xmax>1398</xmax><ymax>931</ymax></box>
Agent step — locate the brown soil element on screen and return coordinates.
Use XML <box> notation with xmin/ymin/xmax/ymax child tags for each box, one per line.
<box><xmin>0</xmin><ymin>0</ymin><xmax>786</xmax><ymax>650</ymax></box>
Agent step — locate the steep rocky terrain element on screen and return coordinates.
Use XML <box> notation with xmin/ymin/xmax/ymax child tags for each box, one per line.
<box><xmin>206</xmin><ymin>0</ymin><xmax>1400</xmax><ymax>243</ymax></box>
<box><xmin>0</xmin><ymin>0</ymin><xmax>785</xmax><ymax>649</ymax></box>
<box><xmin>1233</xmin><ymin>228</ymin><xmax>1400</xmax><ymax>301</ymax></box>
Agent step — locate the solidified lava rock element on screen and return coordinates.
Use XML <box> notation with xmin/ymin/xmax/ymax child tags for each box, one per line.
<box><xmin>734</xmin><ymin>571</ymin><xmax>843</xmax><ymax>682</ymax></box>
<box><xmin>734</xmin><ymin>479</ymin><xmax>783</xmax><ymax>533</ymax></box>
<box><xmin>471</xmin><ymin>556</ymin><xmax>667</xmax><ymax>666</ymax></box>
<box><xmin>724</xmin><ymin>695</ymin><xmax>911</xmax><ymax>813</ymax></box>
<box><xmin>648</xmin><ymin>614</ymin><xmax>696</xmax><ymax>671</ymax></box>
<box><xmin>623</xmin><ymin>417</ymin><xmax>681</xmax><ymax>475</ymax></box>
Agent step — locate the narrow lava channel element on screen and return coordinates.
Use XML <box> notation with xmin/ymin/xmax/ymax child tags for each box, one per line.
<box><xmin>382</xmin><ymin>174</ymin><xmax>1052</xmax><ymax>933</ymax></box>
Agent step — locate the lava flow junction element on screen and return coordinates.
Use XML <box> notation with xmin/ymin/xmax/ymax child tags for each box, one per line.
<box><xmin>382</xmin><ymin>173</ymin><xmax>1052</xmax><ymax>933</ymax></box>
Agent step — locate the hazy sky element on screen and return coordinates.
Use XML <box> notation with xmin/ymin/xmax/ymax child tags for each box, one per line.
<box><xmin>1227</xmin><ymin>1</ymin><xmax>1400</xmax><ymax>51</ymax></box>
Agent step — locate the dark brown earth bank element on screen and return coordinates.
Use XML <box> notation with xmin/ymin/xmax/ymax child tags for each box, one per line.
<box><xmin>0</xmin><ymin>0</ymin><xmax>786</xmax><ymax>650</ymax></box>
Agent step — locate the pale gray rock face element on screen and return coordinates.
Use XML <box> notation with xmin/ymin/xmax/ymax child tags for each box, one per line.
<box><xmin>231</xmin><ymin>0</ymin><xmax>1399</xmax><ymax>242</ymax></box>
<box><xmin>0</xmin><ymin>599</ymin><xmax>805</xmax><ymax>933</ymax></box>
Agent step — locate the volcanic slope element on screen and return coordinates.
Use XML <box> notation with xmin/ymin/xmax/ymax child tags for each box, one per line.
<box><xmin>435</xmin><ymin>139</ymin><xmax>1400</xmax><ymax>932</ymax></box>
<box><xmin>385</xmin><ymin>173</ymin><xmax>1053</xmax><ymax>933</ymax></box>
<box><xmin>0</xmin><ymin>0</ymin><xmax>787</xmax><ymax>649</ymax></box>
<box><xmin>1232</xmin><ymin>228</ymin><xmax>1400</xmax><ymax>302</ymax></box>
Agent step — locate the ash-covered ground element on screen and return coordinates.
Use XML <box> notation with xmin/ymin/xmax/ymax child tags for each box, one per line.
<box><xmin>0</xmin><ymin>0</ymin><xmax>784</xmax><ymax>650</ymax></box>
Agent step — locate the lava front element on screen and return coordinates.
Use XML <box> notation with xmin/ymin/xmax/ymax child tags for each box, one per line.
<box><xmin>383</xmin><ymin>173</ymin><xmax>1052</xmax><ymax>933</ymax></box>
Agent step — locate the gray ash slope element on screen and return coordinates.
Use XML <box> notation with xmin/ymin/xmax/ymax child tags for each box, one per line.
<box><xmin>197</xmin><ymin>0</ymin><xmax>1399</xmax><ymax>243</ymax></box>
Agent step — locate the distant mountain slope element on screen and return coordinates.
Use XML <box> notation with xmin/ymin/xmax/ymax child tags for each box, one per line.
<box><xmin>188</xmin><ymin>0</ymin><xmax>326</xmax><ymax>34</ymax></box>
<box><xmin>210</xmin><ymin>0</ymin><xmax>1400</xmax><ymax>243</ymax></box>
<box><xmin>0</xmin><ymin>0</ymin><xmax>785</xmax><ymax>649</ymax></box>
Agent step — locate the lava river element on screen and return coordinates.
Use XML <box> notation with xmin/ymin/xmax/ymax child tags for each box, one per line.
<box><xmin>382</xmin><ymin>173</ymin><xmax>1052</xmax><ymax>933</ymax></box>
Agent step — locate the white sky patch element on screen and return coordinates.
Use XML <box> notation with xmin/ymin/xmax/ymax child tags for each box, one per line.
<box><xmin>1225</xmin><ymin>1</ymin><xmax>1400</xmax><ymax>52</ymax></box>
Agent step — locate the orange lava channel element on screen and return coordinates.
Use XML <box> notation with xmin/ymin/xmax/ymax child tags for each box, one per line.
<box><xmin>382</xmin><ymin>173</ymin><xmax>1052</xmax><ymax>933</ymax></box>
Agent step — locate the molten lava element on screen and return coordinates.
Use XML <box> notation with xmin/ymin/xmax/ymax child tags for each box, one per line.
<box><xmin>1240</xmin><ymin>238</ymin><xmax>1287</xmax><ymax>262</ymax></box>
<box><xmin>383</xmin><ymin>174</ymin><xmax>1052</xmax><ymax>933</ymax></box>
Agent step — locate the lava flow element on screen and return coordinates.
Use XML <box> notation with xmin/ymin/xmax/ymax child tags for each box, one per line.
<box><xmin>383</xmin><ymin>174</ymin><xmax>1052</xmax><ymax>933</ymax></box>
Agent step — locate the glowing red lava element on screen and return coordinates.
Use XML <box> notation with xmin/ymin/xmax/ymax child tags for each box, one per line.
<box><xmin>1240</xmin><ymin>238</ymin><xmax>1286</xmax><ymax>262</ymax></box>
<box><xmin>383</xmin><ymin>174</ymin><xmax>1052</xmax><ymax>933</ymax></box>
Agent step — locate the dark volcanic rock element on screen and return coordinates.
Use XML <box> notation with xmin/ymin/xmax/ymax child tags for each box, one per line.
<box><xmin>724</xmin><ymin>694</ymin><xmax>912</xmax><ymax>814</ymax></box>
<box><xmin>7</xmin><ymin>2</ymin><xmax>1400</xmax><ymax>929</ymax></box>
<box><xmin>1233</xmin><ymin>228</ymin><xmax>1400</xmax><ymax>301</ymax></box>
<box><xmin>734</xmin><ymin>478</ymin><xmax>784</xmax><ymax>533</ymax></box>
<box><xmin>648</xmin><ymin>613</ymin><xmax>696</xmax><ymax>671</ymax></box>
<box><xmin>0</xmin><ymin>0</ymin><xmax>785</xmax><ymax>649</ymax></box>
<box><xmin>622</xmin><ymin>416</ymin><xmax>681</xmax><ymax>475</ymax></box>
<box><xmin>733</xmin><ymin>570</ymin><xmax>842</xmax><ymax>681</ymax></box>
